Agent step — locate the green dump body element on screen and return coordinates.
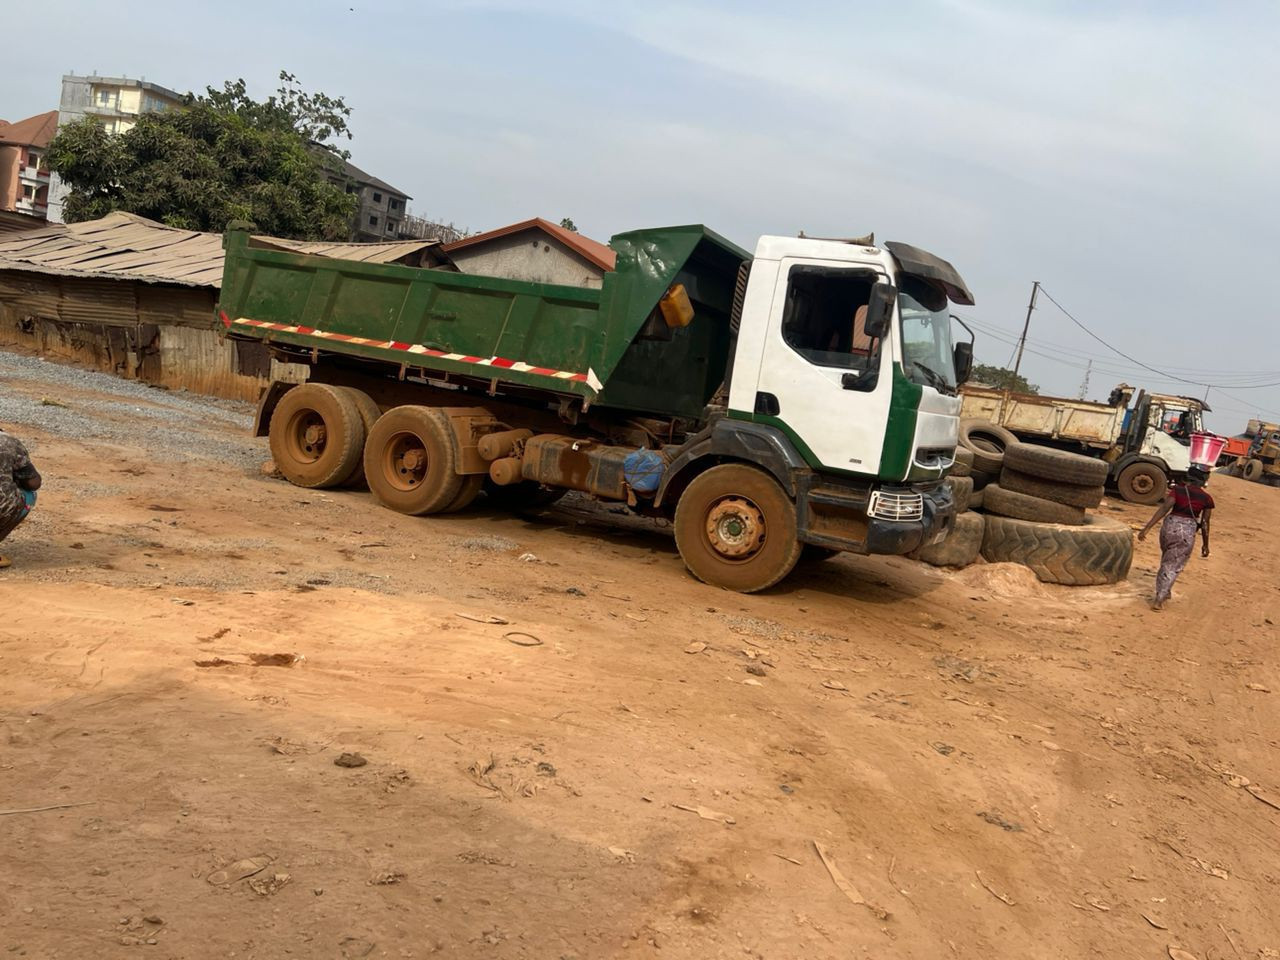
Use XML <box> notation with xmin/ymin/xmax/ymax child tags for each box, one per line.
<box><xmin>219</xmin><ymin>224</ymin><xmax>749</xmax><ymax>420</ymax></box>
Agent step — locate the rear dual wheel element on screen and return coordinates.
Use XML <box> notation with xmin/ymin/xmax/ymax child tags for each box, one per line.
<box><xmin>268</xmin><ymin>384</ymin><xmax>366</xmax><ymax>489</ymax></box>
<box><xmin>363</xmin><ymin>405</ymin><xmax>466</xmax><ymax>516</ymax></box>
<box><xmin>674</xmin><ymin>464</ymin><xmax>802</xmax><ymax>593</ymax></box>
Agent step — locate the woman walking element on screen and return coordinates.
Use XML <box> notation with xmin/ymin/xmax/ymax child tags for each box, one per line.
<box><xmin>1137</xmin><ymin>465</ymin><xmax>1213</xmax><ymax>610</ymax></box>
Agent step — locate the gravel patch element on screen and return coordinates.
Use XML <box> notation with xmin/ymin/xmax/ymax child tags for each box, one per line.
<box><xmin>0</xmin><ymin>350</ymin><xmax>264</xmax><ymax>470</ymax></box>
<box><xmin>451</xmin><ymin>535</ymin><xmax>520</xmax><ymax>552</ymax></box>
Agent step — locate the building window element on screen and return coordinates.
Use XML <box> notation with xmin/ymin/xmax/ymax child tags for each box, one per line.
<box><xmin>369</xmin><ymin>215</ymin><xmax>379</xmax><ymax>227</ymax></box>
<box><xmin>23</xmin><ymin>185</ymin><xmax>35</xmax><ymax>199</ymax></box>
<box><xmin>27</xmin><ymin>151</ymin><xmax>40</xmax><ymax>168</ymax></box>
<box><xmin>389</xmin><ymin>198</ymin><xmax>400</xmax><ymax>211</ymax></box>
<box><xmin>96</xmin><ymin>89</ymin><xmax>116</xmax><ymax>107</ymax></box>
<box><xmin>372</xmin><ymin>192</ymin><xmax>382</xmax><ymax>203</ymax></box>
<box><xmin>387</xmin><ymin>220</ymin><xmax>398</xmax><ymax>234</ymax></box>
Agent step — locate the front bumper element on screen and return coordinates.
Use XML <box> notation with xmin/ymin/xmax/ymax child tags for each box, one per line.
<box><xmin>864</xmin><ymin>483</ymin><xmax>955</xmax><ymax>555</ymax></box>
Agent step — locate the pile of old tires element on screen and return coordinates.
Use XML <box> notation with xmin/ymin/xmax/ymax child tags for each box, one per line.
<box><xmin>911</xmin><ymin>419</ymin><xmax>1134</xmax><ymax>585</ymax></box>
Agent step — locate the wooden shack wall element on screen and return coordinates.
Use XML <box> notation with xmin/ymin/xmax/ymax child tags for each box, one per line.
<box><xmin>0</xmin><ymin>270</ymin><xmax>306</xmax><ymax>401</ymax></box>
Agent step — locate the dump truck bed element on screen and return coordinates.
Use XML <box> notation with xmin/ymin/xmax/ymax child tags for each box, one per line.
<box><xmin>959</xmin><ymin>385</ymin><xmax>1126</xmax><ymax>449</ymax></box>
<box><xmin>218</xmin><ymin>224</ymin><xmax>749</xmax><ymax>421</ymax></box>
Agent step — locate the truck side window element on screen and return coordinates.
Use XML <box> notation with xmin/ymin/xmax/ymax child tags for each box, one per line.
<box><xmin>781</xmin><ymin>265</ymin><xmax>879</xmax><ymax>386</ymax></box>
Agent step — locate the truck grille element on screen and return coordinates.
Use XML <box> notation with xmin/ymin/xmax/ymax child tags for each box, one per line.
<box><xmin>867</xmin><ymin>489</ymin><xmax>924</xmax><ymax>523</ymax></box>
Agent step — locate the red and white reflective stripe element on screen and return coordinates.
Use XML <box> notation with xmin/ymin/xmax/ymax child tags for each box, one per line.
<box><xmin>227</xmin><ymin>316</ymin><xmax>599</xmax><ymax>389</ymax></box>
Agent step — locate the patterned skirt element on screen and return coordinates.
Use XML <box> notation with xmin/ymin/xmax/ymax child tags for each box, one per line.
<box><xmin>1154</xmin><ymin>514</ymin><xmax>1198</xmax><ymax>603</ymax></box>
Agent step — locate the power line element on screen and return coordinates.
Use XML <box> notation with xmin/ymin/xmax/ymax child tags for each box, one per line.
<box><xmin>1036</xmin><ymin>286</ymin><xmax>1280</xmax><ymax>390</ymax></box>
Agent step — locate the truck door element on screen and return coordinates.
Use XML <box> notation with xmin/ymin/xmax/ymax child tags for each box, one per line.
<box><xmin>735</xmin><ymin>258</ymin><xmax>894</xmax><ymax>475</ymax></box>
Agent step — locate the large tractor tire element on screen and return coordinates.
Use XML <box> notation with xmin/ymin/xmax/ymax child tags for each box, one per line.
<box><xmin>981</xmin><ymin>513</ymin><xmax>1134</xmax><ymax>585</ymax></box>
<box><xmin>909</xmin><ymin>511</ymin><xmax>984</xmax><ymax>567</ymax></box>
<box><xmin>999</xmin><ymin>468</ymin><xmax>1105</xmax><ymax>510</ymax></box>
<box><xmin>983</xmin><ymin>483</ymin><xmax>1087</xmax><ymax>525</ymax></box>
<box><xmin>947</xmin><ymin>475</ymin><xmax>974</xmax><ymax>513</ymax></box>
<box><xmin>338</xmin><ymin>387</ymin><xmax>383</xmax><ymax>489</ymax></box>
<box><xmin>268</xmin><ymin>383</ymin><xmax>366</xmax><ymax>489</ymax></box>
<box><xmin>1002</xmin><ymin>441</ymin><xmax>1109</xmax><ymax>486</ymax></box>
<box><xmin>1243</xmin><ymin>458</ymin><xmax>1265</xmax><ymax>482</ymax></box>
<box><xmin>950</xmin><ymin>447</ymin><xmax>975</xmax><ymax>477</ymax></box>
<box><xmin>363</xmin><ymin>405</ymin><xmax>465</xmax><ymax>516</ymax></box>
<box><xmin>1115</xmin><ymin>461</ymin><xmax>1168</xmax><ymax>505</ymax></box>
<box><xmin>959</xmin><ymin>419</ymin><xmax>1018</xmax><ymax>474</ymax></box>
<box><xmin>674</xmin><ymin>463</ymin><xmax>802</xmax><ymax>593</ymax></box>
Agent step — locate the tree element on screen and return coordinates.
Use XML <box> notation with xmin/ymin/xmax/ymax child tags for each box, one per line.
<box><xmin>969</xmin><ymin>363</ymin><xmax>1039</xmax><ymax>394</ymax></box>
<box><xmin>47</xmin><ymin>72</ymin><xmax>358</xmax><ymax>241</ymax></box>
<box><xmin>558</xmin><ymin>217</ymin><xmax>578</xmax><ymax>232</ymax></box>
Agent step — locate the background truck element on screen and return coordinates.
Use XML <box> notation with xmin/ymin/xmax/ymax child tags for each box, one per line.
<box><xmin>218</xmin><ymin>223</ymin><xmax>977</xmax><ymax>592</ymax></box>
<box><xmin>958</xmin><ymin>382</ymin><xmax>1206</xmax><ymax>503</ymax></box>
<box><xmin>1220</xmin><ymin>419</ymin><xmax>1280</xmax><ymax>485</ymax></box>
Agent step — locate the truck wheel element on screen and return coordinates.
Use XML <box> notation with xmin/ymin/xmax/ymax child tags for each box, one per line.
<box><xmin>1002</xmin><ymin>441</ymin><xmax>1109</xmax><ymax>486</ymax></box>
<box><xmin>1243</xmin><ymin>458</ymin><xmax>1265</xmax><ymax>482</ymax></box>
<box><xmin>364</xmin><ymin>405</ymin><xmax>464</xmax><ymax>515</ymax></box>
<box><xmin>268</xmin><ymin>383</ymin><xmax>366</xmax><ymax>489</ymax></box>
<box><xmin>338</xmin><ymin>387</ymin><xmax>383</xmax><ymax>488</ymax></box>
<box><xmin>999</xmin><ymin>468</ymin><xmax>1105</xmax><ymax>509</ymax></box>
<box><xmin>959</xmin><ymin>419</ymin><xmax>1017</xmax><ymax>474</ymax></box>
<box><xmin>983</xmin><ymin>483</ymin><xmax>1087</xmax><ymax>525</ymax></box>
<box><xmin>981</xmin><ymin>513</ymin><xmax>1133</xmax><ymax>585</ymax></box>
<box><xmin>674</xmin><ymin>464</ymin><xmax>802</xmax><ymax>593</ymax></box>
<box><xmin>444</xmin><ymin>475</ymin><xmax>485</xmax><ymax>513</ymax></box>
<box><xmin>1115</xmin><ymin>461</ymin><xmax>1168</xmax><ymax>505</ymax></box>
<box><xmin>909</xmin><ymin>511</ymin><xmax>983</xmax><ymax>567</ymax></box>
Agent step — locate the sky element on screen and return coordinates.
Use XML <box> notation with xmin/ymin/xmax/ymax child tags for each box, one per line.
<box><xmin>5</xmin><ymin>0</ymin><xmax>1278</xmax><ymax>431</ymax></box>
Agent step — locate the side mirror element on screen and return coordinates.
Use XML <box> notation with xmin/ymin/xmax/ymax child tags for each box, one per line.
<box><xmin>953</xmin><ymin>341</ymin><xmax>973</xmax><ymax>384</ymax></box>
<box><xmin>864</xmin><ymin>282</ymin><xmax>896</xmax><ymax>339</ymax></box>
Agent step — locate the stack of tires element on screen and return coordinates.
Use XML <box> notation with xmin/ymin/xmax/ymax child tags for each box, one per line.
<box><xmin>908</xmin><ymin>446</ymin><xmax>985</xmax><ymax>568</ymax></box>
<box><xmin>949</xmin><ymin>418</ymin><xmax>1134</xmax><ymax>585</ymax></box>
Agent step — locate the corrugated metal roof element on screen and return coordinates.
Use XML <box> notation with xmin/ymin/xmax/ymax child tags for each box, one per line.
<box><xmin>442</xmin><ymin>217</ymin><xmax>616</xmax><ymax>272</ymax></box>
<box><xmin>0</xmin><ymin>211</ymin><xmax>447</xmax><ymax>288</ymax></box>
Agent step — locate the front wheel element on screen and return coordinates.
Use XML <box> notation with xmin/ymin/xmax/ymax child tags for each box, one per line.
<box><xmin>1115</xmin><ymin>461</ymin><xmax>1168</xmax><ymax>505</ymax></box>
<box><xmin>673</xmin><ymin>464</ymin><xmax>802</xmax><ymax>593</ymax></box>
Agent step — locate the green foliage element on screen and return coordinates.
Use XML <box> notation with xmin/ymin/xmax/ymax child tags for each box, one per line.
<box><xmin>47</xmin><ymin>72</ymin><xmax>358</xmax><ymax>241</ymax></box>
<box><xmin>970</xmin><ymin>363</ymin><xmax>1039</xmax><ymax>394</ymax></box>
<box><xmin>558</xmin><ymin>217</ymin><xmax>578</xmax><ymax>232</ymax></box>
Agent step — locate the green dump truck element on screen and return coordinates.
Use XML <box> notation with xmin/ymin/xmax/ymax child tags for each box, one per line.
<box><xmin>219</xmin><ymin>223</ymin><xmax>976</xmax><ymax>592</ymax></box>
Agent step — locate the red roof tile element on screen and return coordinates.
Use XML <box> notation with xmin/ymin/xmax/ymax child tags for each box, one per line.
<box><xmin>0</xmin><ymin>110</ymin><xmax>59</xmax><ymax>149</ymax></box>
<box><xmin>442</xmin><ymin>217</ymin><xmax>615</xmax><ymax>272</ymax></box>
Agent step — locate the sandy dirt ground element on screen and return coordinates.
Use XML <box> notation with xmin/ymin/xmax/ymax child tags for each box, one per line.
<box><xmin>2</xmin><ymin>352</ymin><xmax>1278</xmax><ymax>960</ymax></box>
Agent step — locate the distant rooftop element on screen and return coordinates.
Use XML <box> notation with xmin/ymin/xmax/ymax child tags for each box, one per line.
<box><xmin>337</xmin><ymin>154</ymin><xmax>411</xmax><ymax>200</ymax></box>
<box><xmin>0</xmin><ymin>111</ymin><xmax>59</xmax><ymax>149</ymax></box>
<box><xmin>63</xmin><ymin>73</ymin><xmax>184</xmax><ymax>101</ymax></box>
<box><xmin>443</xmin><ymin>217</ymin><xmax>616</xmax><ymax>272</ymax></box>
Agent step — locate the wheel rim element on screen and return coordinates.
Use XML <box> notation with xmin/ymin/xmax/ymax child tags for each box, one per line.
<box><xmin>705</xmin><ymin>496</ymin><xmax>766</xmax><ymax>561</ymax></box>
<box><xmin>382</xmin><ymin>432</ymin><xmax>429</xmax><ymax>492</ymax></box>
<box><xmin>1129</xmin><ymin>472</ymin><xmax>1155</xmax><ymax>496</ymax></box>
<box><xmin>284</xmin><ymin>409</ymin><xmax>327</xmax><ymax>465</ymax></box>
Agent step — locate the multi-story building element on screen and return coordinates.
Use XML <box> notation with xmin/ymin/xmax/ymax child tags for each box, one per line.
<box><xmin>332</xmin><ymin>156</ymin><xmax>413</xmax><ymax>243</ymax></box>
<box><xmin>0</xmin><ymin>111</ymin><xmax>58</xmax><ymax>220</ymax></box>
<box><xmin>47</xmin><ymin>73</ymin><xmax>185</xmax><ymax>222</ymax></box>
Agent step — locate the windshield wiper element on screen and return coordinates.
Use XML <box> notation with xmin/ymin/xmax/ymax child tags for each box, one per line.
<box><xmin>912</xmin><ymin>361</ymin><xmax>953</xmax><ymax>394</ymax></box>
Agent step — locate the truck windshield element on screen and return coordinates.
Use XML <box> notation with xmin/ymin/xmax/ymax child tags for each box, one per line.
<box><xmin>898</xmin><ymin>277</ymin><xmax>957</xmax><ymax>394</ymax></box>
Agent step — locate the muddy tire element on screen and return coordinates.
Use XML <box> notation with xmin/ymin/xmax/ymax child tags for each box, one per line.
<box><xmin>981</xmin><ymin>513</ymin><xmax>1134</xmax><ymax>585</ymax></box>
<box><xmin>674</xmin><ymin>463</ymin><xmax>802</xmax><ymax>593</ymax></box>
<box><xmin>950</xmin><ymin>447</ymin><xmax>975</xmax><ymax>477</ymax></box>
<box><xmin>969</xmin><ymin>487</ymin><xmax>985</xmax><ymax>511</ymax></box>
<box><xmin>983</xmin><ymin>483</ymin><xmax>1087</xmax><ymax>525</ymax></box>
<box><xmin>338</xmin><ymin>387</ymin><xmax>383</xmax><ymax>488</ymax></box>
<box><xmin>1243</xmin><ymin>458</ymin><xmax>1265</xmax><ymax>482</ymax></box>
<box><xmin>268</xmin><ymin>383</ymin><xmax>366</xmax><ymax>489</ymax></box>
<box><xmin>947</xmin><ymin>475</ymin><xmax>974</xmax><ymax>513</ymax></box>
<box><xmin>909</xmin><ymin>511</ymin><xmax>984</xmax><ymax>567</ymax></box>
<box><xmin>959</xmin><ymin>419</ymin><xmax>1017</xmax><ymax>474</ymax></box>
<box><xmin>1116</xmin><ymin>461</ymin><xmax>1168</xmax><ymax>505</ymax></box>
<box><xmin>1002</xmin><ymin>441</ymin><xmax>1109</xmax><ymax>486</ymax></box>
<box><xmin>999</xmin><ymin>468</ymin><xmax>1105</xmax><ymax>509</ymax></box>
<box><xmin>444</xmin><ymin>474</ymin><xmax>485</xmax><ymax>513</ymax></box>
<box><xmin>364</xmin><ymin>405</ymin><xmax>464</xmax><ymax>515</ymax></box>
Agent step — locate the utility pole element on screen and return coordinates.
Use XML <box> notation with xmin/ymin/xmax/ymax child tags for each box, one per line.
<box><xmin>1013</xmin><ymin>280</ymin><xmax>1039</xmax><ymax>379</ymax></box>
<box><xmin>1077</xmin><ymin>359</ymin><xmax>1092</xmax><ymax>400</ymax></box>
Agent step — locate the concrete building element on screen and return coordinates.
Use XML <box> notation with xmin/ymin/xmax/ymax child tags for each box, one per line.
<box><xmin>442</xmin><ymin>218</ymin><xmax>616</xmax><ymax>289</ymax></box>
<box><xmin>332</xmin><ymin>156</ymin><xmax>412</xmax><ymax>243</ymax></box>
<box><xmin>0</xmin><ymin>111</ymin><xmax>58</xmax><ymax>220</ymax></box>
<box><xmin>47</xmin><ymin>73</ymin><xmax>185</xmax><ymax>222</ymax></box>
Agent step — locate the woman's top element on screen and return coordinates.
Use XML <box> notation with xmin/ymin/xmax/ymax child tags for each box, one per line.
<box><xmin>1170</xmin><ymin>484</ymin><xmax>1214</xmax><ymax>520</ymax></box>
